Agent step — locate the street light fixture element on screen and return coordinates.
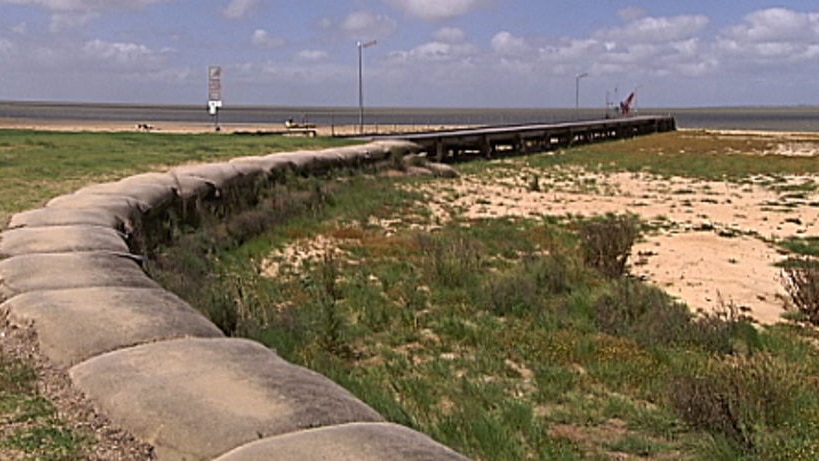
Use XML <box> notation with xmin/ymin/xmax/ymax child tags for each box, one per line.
<box><xmin>575</xmin><ymin>72</ymin><xmax>588</xmax><ymax>119</ymax></box>
<box><xmin>357</xmin><ymin>40</ymin><xmax>377</xmax><ymax>134</ymax></box>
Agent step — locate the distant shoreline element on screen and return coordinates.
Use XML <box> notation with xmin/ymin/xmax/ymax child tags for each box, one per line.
<box><xmin>1</xmin><ymin>101</ymin><xmax>817</xmax><ymax>133</ymax></box>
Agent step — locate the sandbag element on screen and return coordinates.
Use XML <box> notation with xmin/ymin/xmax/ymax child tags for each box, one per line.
<box><xmin>214</xmin><ymin>422</ymin><xmax>470</xmax><ymax>461</ymax></box>
<box><xmin>0</xmin><ymin>252</ymin><xmax>158</xmax><ymax>298</ymax></box>
<box><xmin>0</xmin><ymin>225</ymin><xmax>129</xmax><ymax>258</ymax></box>
<box><xmin>3</xmin><ymin>287</ymin><xmax>223</xmax><ymax>367</ymax></box>
<box><xmin>6</xmin><ymin>207</ymin><xmax>124</xmax><ymax>231</ymax></box>
<box><xmin>69</xmin><ymin>338</ymin><xmax>383</xmax><ymax>461</ymax></box>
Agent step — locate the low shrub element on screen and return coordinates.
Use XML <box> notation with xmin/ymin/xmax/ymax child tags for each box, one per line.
<box><xmin>686</xmin><ymin>300</ymin><xmax>758</xmax><ymax>356</ymax></box>
<box><xmin>594</xmin><ymin>279</ymin><xmax>756</xmax><ymax>355</ymax></box>
<box><xmin>781</xmin><ymin>257</ymin><xmax>819</xmax><ymax>325</ymax></box>
<box><xmin>304</xmin><ymin>253</ymin><xmax>350</xmax><ymax>357</ymax></box>
<box><xmin>669</xmin><ymin>354</ymin><xmax>806</xmax><ymax>455</ymax></box>
<box><xmin>477</xmin><ymin>268</ymin><xmax>540</xmax><ymax>316</ymax></box>
<box><xmin>594</xmin><ymin>278</ymin><xmax>689</xmax><ymax>345</ymax></box>
<box><xmin>416</xmin><ymin>231</ymin><xmax>484</xmax><ymax>288</ymax></box>
<box><xmin>525</xmin><ymin>251</ymin><xmax>577</xmax><ymax>296</ymax></box>
<box><xmin>577</xmin><ymin>213</ymin><xmax>639</xmax><ymax>278</ymax></box>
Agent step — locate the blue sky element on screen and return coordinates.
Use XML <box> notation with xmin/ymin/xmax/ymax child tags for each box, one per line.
<box><xmin>0</xmin><ymin>1</ymin><xmax>818</xmax><ymax>108</ymax></box>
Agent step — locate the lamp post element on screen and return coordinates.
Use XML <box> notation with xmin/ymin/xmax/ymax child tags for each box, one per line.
<box><xmin>575</xmin><ymin>72</ymin><xmax>588</xmax><ymax>119</ymax></box>
<box><xmin>357</xmin><ymin>40</ymin><xmax>377</xmax><ymax>134</ymax></box>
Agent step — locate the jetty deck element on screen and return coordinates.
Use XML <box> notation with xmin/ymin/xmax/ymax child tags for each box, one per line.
<box><xmin>375</xmin><ymin>115</ymin><xmax>676</xmax><ymax>161</ymax></box>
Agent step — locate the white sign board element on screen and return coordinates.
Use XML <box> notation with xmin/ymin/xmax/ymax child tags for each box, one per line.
<box><xmin>208</xmin><ymin>66</ymin><xmax>222</xmax><ymax>102</ymax></box>
<box><xmin>208</xmin><ymin>100</ymin><xmax>222</xmax><ymax>116</ymax></box>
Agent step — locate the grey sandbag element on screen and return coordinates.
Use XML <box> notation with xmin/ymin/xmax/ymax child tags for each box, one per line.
<box><xmin>46</xmin><ymin>193</ymin><xmax>146</xmax><ymax>232</ymax></box>
<box><xmin>263</xmin><ymin>151</ymin><xmax>321</xmax><ymax>171</ymax></box>
<box><xmin>0</xmin><ymin>225</ymin><xmax>129</xmax><ymax>258</ymax></box>
<box><xmin>6</xmin><ymin>207</ymin><xmax>124</xmax><ymax>231</ymax></box>
<box><xmin>171</xmin><ymin>162</ymin><xmax>245</xmax><ymax>191</ymax></box>
<box><xmin>214</xmin><ymin>422</ymin><xmax>470</xmax><ymax>461</ymax></box>
<box><xmin>169</xmin><ymin>172</ymin><xmax>215</xmax><ymax>201</ymax></box>
<box><xmin>0</xmin><ymin>252</ymin><xmax>158</xmax><ymax>298</ymax></box>
<box><xmin>227</xmin><ymin>160</ymin><xmax>266</xmax><ymax>181</ymax></box>
<box><xmin>3</xmin><ymin>287</ymin><xmax>223</xmax><ymax>367</ymax></box>
<box><xmin>424</xmin><ymin>162</ymin><xmax>459</xmax><ymax>178</ymax></box>
<box><xmin>229</xmin><ymin>156</ymin><xmax>293</xmax><ymax>176</ymax></box>
<box><xmin>372</xmin><ymin>140</ymin><xmax>423</xmax><ymax>156</ymax></box>
<box><xmin>69</xmin><ymin>337</ymin><xmax>383</xmax><ymax>461</ymax></box>
<box><xmin>75</xmin><ymin>180</ymin><xmax>176</xmax><ymax>213</ymax></box>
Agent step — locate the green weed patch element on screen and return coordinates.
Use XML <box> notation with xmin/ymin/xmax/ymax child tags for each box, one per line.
<box><xmin>149</xmin><ymin>159</ymin><xmax>819</xmax><ymax>459</ymax></box>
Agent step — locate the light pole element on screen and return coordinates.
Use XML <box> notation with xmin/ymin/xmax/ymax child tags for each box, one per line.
<box><xmin>575</xmin><ymin>72</ymin><xmax>588</xmax><ymax>119</ymax></box>
<box><xmin>357</xmin><ymin>40</ymin><xmax>377</xmax><ymax>134</ymax></box>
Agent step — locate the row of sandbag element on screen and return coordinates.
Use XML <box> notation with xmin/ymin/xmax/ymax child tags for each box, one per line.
<box><xmin>0</xmin><ymin>140</ymin><xmax>469</xmax><ymax>461</ymax></box>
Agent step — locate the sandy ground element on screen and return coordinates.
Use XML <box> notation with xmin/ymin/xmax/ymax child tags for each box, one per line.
<box><xmin>1</xmin><ymin>124</ymin><xmax>814</xmax><ymax>459</ymax></box>
<box><xmin>0</xmin><ymin>117</ymin><xmax>462</xmax><ymax>136</ymax></box>
<box><xmin>252</xmin><ymin>129</ymin><xmax>819</xmax><ymax>325</ymax></box>
<box><xmin>403</xmin><ymin>137</ymin><xmax>819</xmax><ymax>325</ymax></box>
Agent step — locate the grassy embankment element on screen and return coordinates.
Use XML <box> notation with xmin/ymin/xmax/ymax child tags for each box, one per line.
<box><xmin>148</xmin><ymin>130</ymin><xmax>819</xmax><ymax>460</ymax></box>
<box><xmin>5</xmin><ymin>128</ymin><xmax>819</xmax><ymax>459</ymax></box>
<box><xmin>0</xmin><ymin>129</ymin><xmax>353</xmax><ymax>459</ymax></box>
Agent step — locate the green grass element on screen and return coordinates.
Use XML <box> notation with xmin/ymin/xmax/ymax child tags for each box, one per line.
<box><xmin>7</xmin><ymin>129</ymin><xmax>819</xmax><ymax>459</ymax></box>
<box><xmin>0</xmin><ymin>354</ymin><xmax>86</xmax><ymax>460</ymax></box>
<box><xmin>0</xmin><ymin>128</ymin><xmax>351</xmax><ymax>459</ymax></box>
<box><xmin>0</xmin><ymin>129</ymin><xmax>358</xmax><ymax>226</ymax></box>
<box><xmin>149</xmin><ymin>161</ymin><xmax>819</xmax><ymax>459</ymax></box>
<box><xmin>511</xmin><ymin>131</ymin><xmax>819</xmax><ymax>181</ymax></box>
<box><xmin>778</xmin><ymin>236</ymin><xmax>819</xmax><ymax>258</ymax></box>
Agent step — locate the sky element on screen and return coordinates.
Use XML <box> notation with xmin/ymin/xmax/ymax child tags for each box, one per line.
<box><xmin>0</xmin><ymin>1</ymin><xmax>818</xmax><ymax>108</ymax></box>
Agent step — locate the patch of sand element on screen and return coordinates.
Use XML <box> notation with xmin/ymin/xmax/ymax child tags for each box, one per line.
<box><xmin>249</xmin><ymin>129</ymin><xmax>819</xmax><ymax>325</ymax></box>
<box><xmin>0</xmin><ymin>117</ymin><xmax>467</xmax><ymax>136</ymax></box>
<box><xmin>409</xmin><ymin>162</ymin><xmax>819</xmax><ymax>324</ymax></box>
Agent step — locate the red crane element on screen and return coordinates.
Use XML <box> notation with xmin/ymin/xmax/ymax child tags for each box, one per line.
<box><xmin>619</xmin><ymin>91</ymin><xmax>637</xmax><ymax>116</ymax></box>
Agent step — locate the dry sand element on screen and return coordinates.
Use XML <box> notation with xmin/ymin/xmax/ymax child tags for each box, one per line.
<box><xmin>0</xmin><ymin>117</ymin><xmax>463</xmax><ymax>136</ymax></box>
<box><xmin>402</xmin><ymin>131</ymin><xmax>819</xmax><ymax>325</ymax></box>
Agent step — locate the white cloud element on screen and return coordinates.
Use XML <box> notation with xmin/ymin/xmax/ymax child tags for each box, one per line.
<box><xmin>144</xmin><ymin>66</ymin><xmax>192</xmax><ymax>84</ymax></box>
<box><xmin>596</xmin><ymin>15</ymin><xmax>710</xmax><ymax>43</ymax></box>
<box><xmin>386</xmin><ymin>0</ymin><xmax>493</xmax><ymax>21</ymax></box>
<box><xmin>11</xmin><ymin>22</ymin><xmax>27</xmax><ymax>34</ymax></box>
<box><xmin>0</xmin><ymin>0</ymin><xmax>168</xmax><ymax>12</ymax></box>
<box><xmin>539</xmin><ymin>38</ymin><xmax>602</xmax><ymax>63</ymax></box>
<box><xmin>618</xmin><ymin>7</ymin><xmax>647</xmax><ymax>21</ymax></box>
<box><xmin>297</xmin><ymin>50</ymin><xmax>328</xmax><ymax>61</ymax></box>
<box><xmin>233</xmin><ymin>60</ymin><xmax>347</xmax><ymax>86</ymax></box>
<box><xmin>251</xmin><ymin>29</ymin><xmax>285</xmax><ymax>48</ymax></box>
<box><xmin>0</xmin><ymin>38</ymin><xmax>14</xmax><ymax>55</ymax></box>
<box><xmin>341</xmin><ymin>11</ymin><xmax>396</xmax><ymax>39</ymax></box>
<box><xmin>491</xmin><ymin>31</ymin><xmax>529</xmax><ymax>56</ymax></box>
<box><xmin>433</xmin><ymin>27</ymin><xmax>466</xmax><ymax>44</ymax></box>
<box><xmin>389</xmin><ymin>40</ymin><xmax>479</xmax><ymax>63</ymax></box>
<box><xmin>716</xmin><ymin>8</ymin><xmax>819</xmax><ymax>69</ymax></box>
<box><xmin>82</xmin><ymin>39</ymin><xmax>167</xmax><ymax>67</ymax></box>
<box><xmin>724</xmin><ymin>8</ymin><xmax>819</xmax><ymax>43</ymax></box>
<box><xmin>223</xmin><ymin>0</ymin><xmax>258</xmax><ymax>19</ymax></box>
<box><xmin>1</xmin><ymin>0</ymin><xmax>171</xmax><ymax>30</ymax></box>
<box><xmin>317</xmin><ymin>17</ymin><xmax>332</xmax><ymax>30</ymax></box>
<box><xmin>50</xmin><ymin>11</ymin><xmax>97</xmax><ymax>31</ymax></box>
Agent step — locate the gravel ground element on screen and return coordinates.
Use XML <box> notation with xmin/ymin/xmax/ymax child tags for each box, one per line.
<box><xmin>1</xmin><ymin>308</ymin><xmax>156</xmax><ymax>460</ymax></box>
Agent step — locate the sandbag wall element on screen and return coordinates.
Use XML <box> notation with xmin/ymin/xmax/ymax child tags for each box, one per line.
<box><xmin>0</xmin><ymin>140</ymin><xmax>469</xmax><ymax>461</ymax></box>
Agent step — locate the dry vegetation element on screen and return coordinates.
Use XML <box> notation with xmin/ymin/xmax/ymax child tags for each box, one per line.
<box><xmin>149</xmin><ymin>129</ymin><xmax>819</xmax><ymax>460</ymax></box>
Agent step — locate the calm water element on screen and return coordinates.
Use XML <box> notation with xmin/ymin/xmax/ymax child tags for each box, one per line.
<box><xmin>1</xmin><ymin>101</ymin><xmax>817</xmax><ymax>132</ymax></box>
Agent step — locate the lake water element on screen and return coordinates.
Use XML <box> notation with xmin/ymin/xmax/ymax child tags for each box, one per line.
<box><xmin>1</xmin><ymin>101</ymin><xmax>817</xmax><ymax>132</ymax></box>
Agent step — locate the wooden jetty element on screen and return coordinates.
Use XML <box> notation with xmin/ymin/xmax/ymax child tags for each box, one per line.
<box><xmin>375</xmin><ymin>115</ymin><xmax>676</xmax><ymax>161</ymax></box>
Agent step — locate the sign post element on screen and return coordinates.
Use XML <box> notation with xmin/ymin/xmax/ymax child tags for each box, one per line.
<box><xmin>208</xmin><ymin>66</ymin><xmax>223</xmax><ymax>131</ymax></box>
